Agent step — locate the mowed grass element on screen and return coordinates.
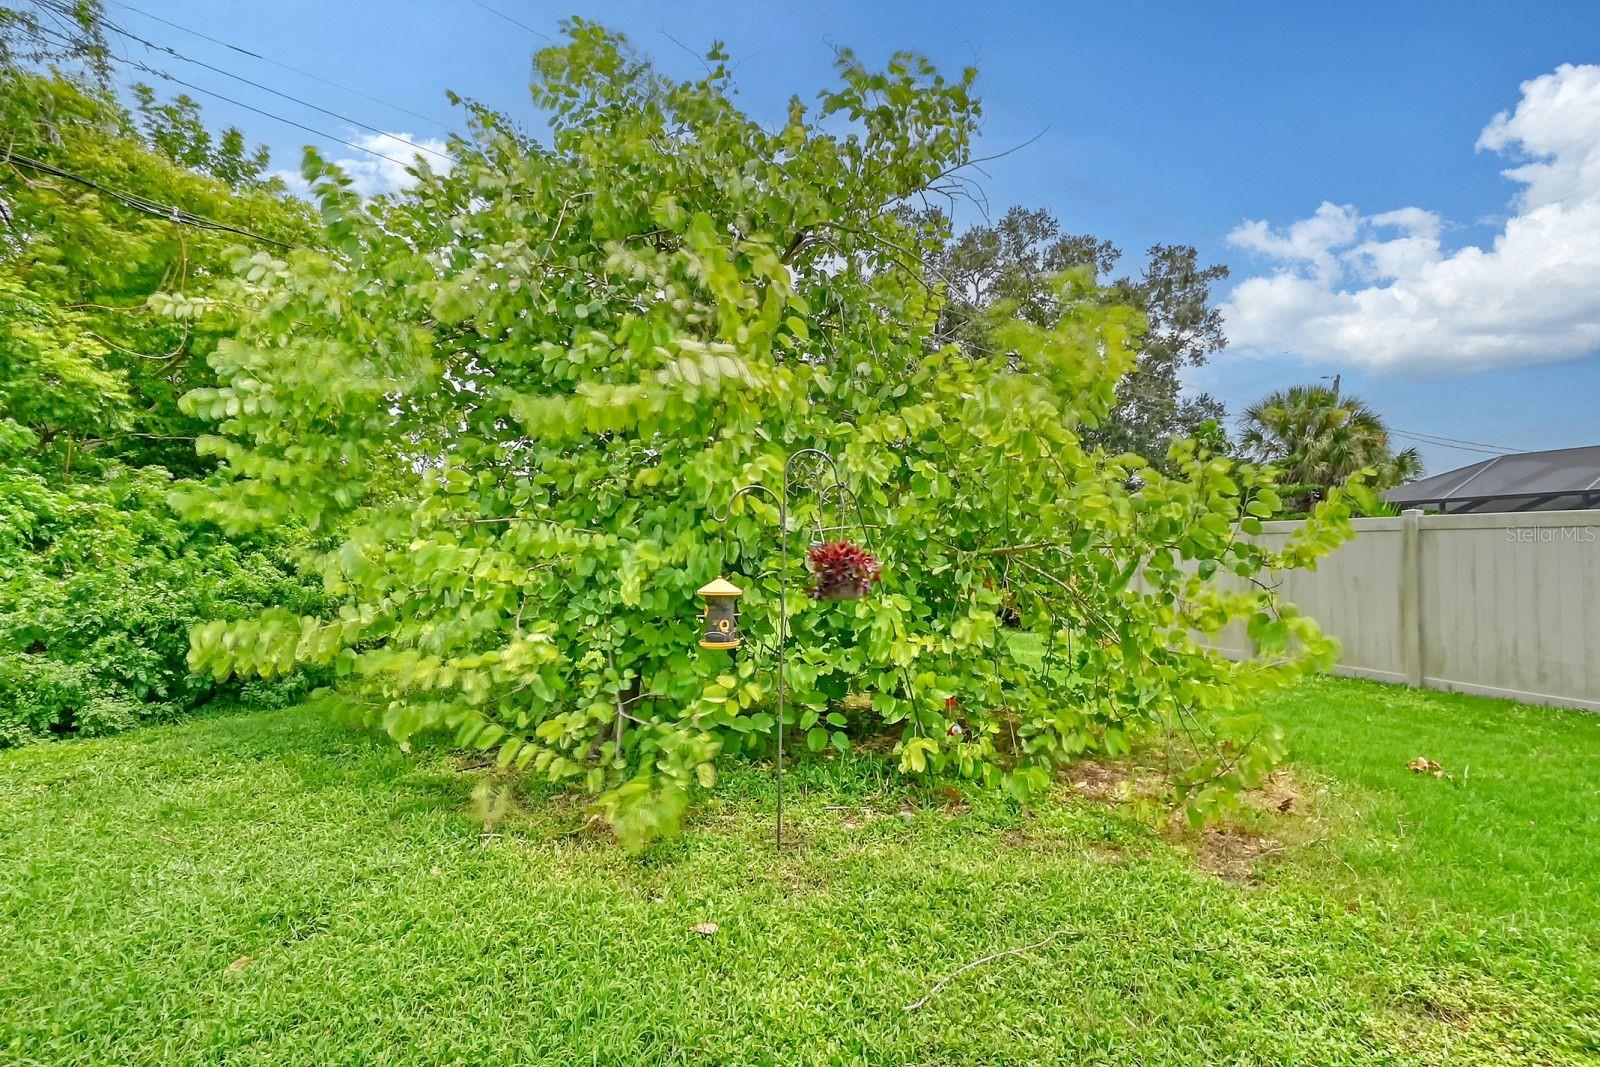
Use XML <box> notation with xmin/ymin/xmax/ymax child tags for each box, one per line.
<box><xmin>1268</xmin><ymin>675</ymin><xmax>1600</xmax><ymax>943</ymax></box>
<box><xmin>1</xmin><ymin>678</ymin><xmax>1597</xmax><ymax>1065</ymax></box>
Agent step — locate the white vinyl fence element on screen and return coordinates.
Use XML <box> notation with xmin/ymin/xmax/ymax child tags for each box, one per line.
<box><xmin>1203</xmin><ymin>509</ymin><xmax>1600</xmax><ymax>712</ymax></box>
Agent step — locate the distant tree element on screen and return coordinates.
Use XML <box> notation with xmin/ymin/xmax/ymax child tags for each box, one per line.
<box><xmin>929</xmin><ymin>205</ymin><xmax>1118</xmax><ymax>336</ymax></box>
<box><xmin>1238</xmin><ymin>384</ymin><xmax>1423</xmax><ymax>510</ymax></box>
<box><xmin>133</xmin><ymin>86</ymin><xmax>273</xmax><ymax>188</ymax></box>
<box><xmin>925</xmin><ymin>204</ymin><xmax>1228</xmax><ymax>463</ymax></box>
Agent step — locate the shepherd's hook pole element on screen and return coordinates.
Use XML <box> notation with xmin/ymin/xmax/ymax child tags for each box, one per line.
<box><xmin>776</xmin><ymin>477</ymin><xmax>787</xmax><ymax>854</ymax></box>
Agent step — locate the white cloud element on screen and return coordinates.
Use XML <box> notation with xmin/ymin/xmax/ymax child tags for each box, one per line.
<box><xmin>271</xmin><ymin>131</ymin><xmax>451</xmax><ymax>199</ymax></box>
<box><xmin>1228</xmin><ymin>201</ymin><xmax>1364</xmax><ymax>283</ymax></box>
<box><xmin>1223</xmin><ymin>63</ymin><xmax>1600</xmax><ymax>374</ymax></box>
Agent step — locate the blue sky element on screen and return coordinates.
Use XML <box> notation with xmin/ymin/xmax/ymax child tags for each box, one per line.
<box><xmin>101</xmin><ymin>1</ymin><xmax>1600</xmax><ymax>473</ymax></box>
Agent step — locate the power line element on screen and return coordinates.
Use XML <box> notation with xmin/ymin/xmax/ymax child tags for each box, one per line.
<box><xmin>133</xmin><ymin>61</ymin><xmax>428</xmax><ymax>169</ymax></box>
<box><xmin>5</xmin><ymin>152</ymin><xmax>292</xmax><ymax>247</ymax></box>
<box><xmin>101</xmin><ymin>0</ymin><xmax>455</xmax><ymax>132</ymax></box>
<box><xmin>1213</xmin><ymin>391</ymin><xmax>1517</xmax><ymax>459</ymax></box>
<box><xmin>1389</xmin><ymin>430</ymin><xmax>1511</xmax><ymax>457</ymax></box>
<box><xmin>1213</xmin><ymin>352</ymin><xmax>1522</xmax><ymax>455</ymax></box>
<box><xmin>30</xmin><ymin>26</ymin><xmax>419</xmax><ymax>172</ymax></box>
<box><xmin>1389</xmin><ymin>426</ymin><xmax>1518</xmax><ymax>453</ymax></box>
<box><xmin>1390</xmin><ymin>435</ymin><xmax>1503</xmax><ymax>458</ymax></box>
<box><xmin>26</xmin><ymin>2</ymin><xmax>448</xmax><ymax>170</ymax></box>
<box><xmin>465</xmin><ymin>0</ymin><xmax>559</xmax><ymax>45</ymax></box>
<box><xmin>73</xmin><ymin>6</ymin><xmax>452</xmax><ymax>163</ymax></box>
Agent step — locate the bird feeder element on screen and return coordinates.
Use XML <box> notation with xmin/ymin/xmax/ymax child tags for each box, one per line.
<box><xmin>697</xmin><ymin>577</ymin><xmax>744</xmax><ymax>651</ymax></box>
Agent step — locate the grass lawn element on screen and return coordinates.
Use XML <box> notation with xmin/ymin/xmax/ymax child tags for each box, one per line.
<box><xmin>2</xmin><ymin>676</ymin><xmax>1597</xmax><ymax>1065</ymax></box>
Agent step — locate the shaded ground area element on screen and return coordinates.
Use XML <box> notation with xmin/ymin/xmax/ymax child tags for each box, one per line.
<box><xmin>1</xmin><ymin>677</ymin><xmax>1597</xmax><ymax>1064</ymax></box>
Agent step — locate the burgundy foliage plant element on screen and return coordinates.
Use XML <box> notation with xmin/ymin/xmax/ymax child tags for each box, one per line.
<box><xmin>806</xmin><ymin>540</ymin><xmax>883</xmax><ymax>601</ymax></box>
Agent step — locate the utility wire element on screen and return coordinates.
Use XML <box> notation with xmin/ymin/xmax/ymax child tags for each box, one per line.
<box><xmin>51</xmin><ymin>31</ymin><xmax>425</xmax><ymax>171</ymax></box>
<box><xmin>1222</xmin><ymin>349</ymin><xmax>1288</xmax><ymax>370</ymax></box>
<box><xmin>125</xmin><ymin>39</ymin><xmax>450</xmax><ymax>164</ymax></box>
<box><xmin>1388</xmin><ymin>426</ymin><xmax>1517</xmax><ymax>453</ymax></box>
<box><xmin>4</xmin><ymin>152</ymin><xmax>292</xmax><ymax>247</ymax></box>
<box><xmin>101</xmin><ymin>0</ymin><xmax>455</xmax><ymax>132</ymax></box>
<box><xmin>133</xmin><ymin>62</ymin><xmax>428</xmax><ymax>169</ymax></box>
<box><xmin>1214</xmin><ymin>350</ymin><xmax>1521</xmax><ymax>455</ymax></box>
<box><xmin>26</xmin><ymin>3</ymin><xmax>446</xmax><ymax>169</ymax></box>
<box><xmin>1389</xmin><ymin>430</ymin><xmax>1510</xmax><ymax>457</ymax></box>
<box><xmin>20</xmin><ymin>21</ymin><xmax>422</xmax><ymax>172</ymax></box>
<box><xmin>66</xmin><ymin>5</ymin><xmax>452</xmax><ymax>163</ymax></box>
<box><xmin>143</xmin><ymin>64</ymin><xmax>428</xmax><ymax>170</ymax></box>
<box><xmin>1216</xmin><ymin>391</ymin><xmax>1515</xmax><ymax>459</ymax></box>
<box><xmin>465</xmin><ymin>0</ymin><xmax>558</xmax><ymax>45</ymax></box>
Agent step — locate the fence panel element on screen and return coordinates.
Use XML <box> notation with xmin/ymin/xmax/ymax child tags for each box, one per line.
<box><xmin>1412</xmin><ymin>512</ymin><xmax>1600</xmax><ymax>709</ymax></box>
<box><xmin>1211</xmin><ymin>510</ymin><xmax>1600</xmax><ymax>711</ymax></box>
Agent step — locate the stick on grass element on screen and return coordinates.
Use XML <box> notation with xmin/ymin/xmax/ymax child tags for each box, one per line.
<box><xmin>903</xmin><ymin>930</ymin><xmax>1081</xmax><ymax>1012</ymax></box>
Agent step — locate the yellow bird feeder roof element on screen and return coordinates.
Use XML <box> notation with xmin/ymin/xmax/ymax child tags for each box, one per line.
<box><xmin>696</xmin><ymin>577</ymin><xmax>744</xmax><ymax>598</ymax></box>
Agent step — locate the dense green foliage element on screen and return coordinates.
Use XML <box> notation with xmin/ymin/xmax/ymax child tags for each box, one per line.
<box><xmin>183</xmin><ymin>25</ymin><xmax>1361</xmax><ymax>846</ymax></box>
<box><xmin>0</xmin><ymin>465</ymin><xmax>320</xmax><ymax>743</ymax></box>
<box><xmin>1240</xmin><ymin>383</ymin><xmax>1424</xmax><ymax>511</ymax></box>
<box><xmin>0</xmin><ymin>60</ymin><xmax>318</xmax><ymax>742</ymax></box>
<box><xmin>926</xmin><ymin>204</ymin><xmax>1230</xmax><ymax>463</ymax></box>
<box><xmin>1</xmin><ymin>677</ymin><xmax>1595</xmax><ymax>1063</ymax></box>
<box><xmin>0</xmin><ymin>69</ymin><xmax>306</xmax><ymax>472</ymax></box>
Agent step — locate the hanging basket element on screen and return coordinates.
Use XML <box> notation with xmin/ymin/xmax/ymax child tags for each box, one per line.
<box><xmin>806</xmin><ymin>540</ymin><xmax>882</xmax><ymax>601</ymax></box>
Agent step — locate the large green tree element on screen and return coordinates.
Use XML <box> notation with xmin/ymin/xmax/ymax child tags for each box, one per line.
<box><xmin>1</xmin><ymin>69</ymin><xmax>307</xmax><ymax>474</ymax></box>
<box><xmin>1239</xmin><ymin>384</ymin><xmax>1423</xmax><ymax>511</ymax></box>
<box><xmin>925</xmin><ymin>204</ymin><xmax>1229</xmax><ymax>463</ymax></box>
<box><xmin>184</xmin><ymin>25</ymin><xmax>1360</xmax><ymax>846</ymax></box>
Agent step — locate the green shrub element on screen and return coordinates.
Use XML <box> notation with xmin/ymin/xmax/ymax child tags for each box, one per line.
<box><xmin>0</xmin><ymin>464</ymin><xmax>321</xmax><ymax>744</ymax></box>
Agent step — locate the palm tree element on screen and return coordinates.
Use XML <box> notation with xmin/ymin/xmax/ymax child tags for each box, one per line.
<box><xmin>1239</xmin><ymin>384</ymin><xmax>1422</xmax><ymax>510</ymax></box>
